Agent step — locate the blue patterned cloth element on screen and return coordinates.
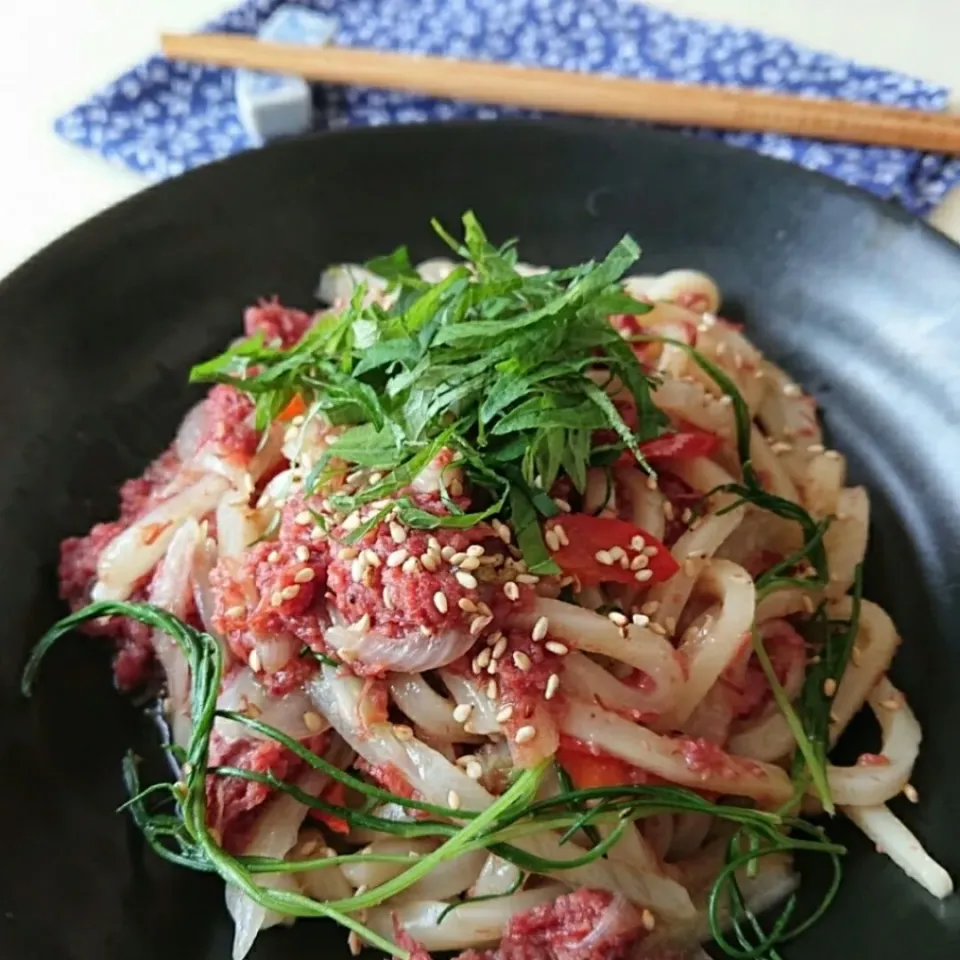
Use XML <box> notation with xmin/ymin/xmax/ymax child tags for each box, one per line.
<box><xmin>56</xmin><ymin>0</ymin><xmax>960</xmax><ymax>214</ymax></box>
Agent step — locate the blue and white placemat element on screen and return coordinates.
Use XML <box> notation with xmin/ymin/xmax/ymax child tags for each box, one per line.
<box><xmin>55</xmin><ymin>0</ymin><xmax>960</xmax><ymax>215</ymax></box>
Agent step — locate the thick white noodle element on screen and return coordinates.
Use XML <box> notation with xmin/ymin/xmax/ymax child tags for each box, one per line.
<box><xmin>93</xmin><ymin>473</ymin><xmax>229</xmax><ymax>601</ymax></box>
<box><xmin>669</xmin><ymin>560</ymin><xmax>756</xmax><ymax>725</ymax></box>
<box><xmin>439</xmin><ymin>670</ymin><xmax>502</xmax><ymax>735</ymax></box>
<box><xmin>800</xmin><ymin>451</ymin><xmax>846</xmax><ymax>518</ymax></box>
<box><xmin>290</xmin><ymin>829</ymin><xmax>354</xmax><ymax>901</ymax></box>
<box><xmin>528</xmin><ymin>599</ymin><xmax>684</xmax><ymax>715</ymax></box>
<box><xmin>826</xmin><ymin>676</ymin><xmax>921</xmax><ymax>807</ymax></box>
<box><xmin>340</xmin><ymin>837</ymin><xmax>438</xmax><ymax>889</ymax></box>
<box><xmin>561</xmin><ymin>698</ymin><xmax>793</xmax><ymax>806</ymax></box>
<box><xmin>393</xmin><ymin>849</ymin><xmax>489</xmax><ymax>904</ymax></box>
<box><xmin>470</xmin><ymin>855</ymin><xmax>523</xmax><ymax>897</ymax></box>
<box><xmin>216</xmin><ymin>494</ymin><xmax>268</xmax><ymax>558</ymax></box>
<box><xmin>388</xmin><ymin>673</ymin><xmax>468</xmax><ymax>742</ymax></box>
<box><xmin>823</xmin><ymin>487</ymin><xmax>869</xmax><ymax>599</ymax></box>
<box><xmin>616</xmin><ymin>465</ymin><xmax>667</xmax><ymax>540</ymax></box>
<box><xmin>364</xmin><ymin>886</ymin><xmax>568</xmax><ymax>951</ymax></box>
<box><xmin>841</xmin><ymin>804</ymin><xmax>954</xmax><ymax>899</ymax></box>
<box><xmin>561</xmin><ymin>651</ymin><xmax>660</xmax><ymax>716</ymax></box>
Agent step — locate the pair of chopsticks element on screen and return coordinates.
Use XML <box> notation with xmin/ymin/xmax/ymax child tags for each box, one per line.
<box><xmin>161</xmin><ymin>32</ymin><xmax>960</xmax><ymax>154</ymax></box>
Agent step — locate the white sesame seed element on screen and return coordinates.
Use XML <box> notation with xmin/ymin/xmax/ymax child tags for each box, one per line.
<box><xmin>824</xmin><ymin>450</ymin><xmax>842</xmax><ymax>461</ymax></box>
<box><xmin>608</xmin><ymin>611</ymin><xmax>628</xmax><ymax>626</ymax></box>
<box><xmin>492</xmin><ymin>636</ymin><xmax>508</xmax><ymax>660</ymax></box>
<box><xmin>294</xmin><ymin>510</ymin><xmax>312</xmax><ymax>526</ymax></box>
<box><xmin>807</xmin><ymin>443</ymin><xmax>826</xmax><ymax>454</ymax></box>
<box><xmin>663</xmin><ymin>501</ymin><xmax>675</xmax><ymax>520</ymax></box>
<box><xmin>486</xmin><ymin>658</ymin><xmax>498</xmax><ymax>675</ymax></box>
<box><xmin>771</xmin><ymin>441</ymin><xmax>793</xmax><ymax>454</ymax></box>
<box><xmin>270</xmin><ymin>591</ymin><xmax>284</xmax><ymax>607</ymax></box>
<box><xmin>641</xmin><ymin>600</ymin><xmax>660</xmax><ymax>615</ymax></box>
<box><xmin>635</xmin><ymin>569</ymin><xmax>654</xmax><ymax>582</ymax></box>
<box><xmin>386</xmin><ymin>548</ymin><xmax>408</xmax><ymax>568</ymax></box>
<box><xmin>545</xmin><ymin>674</ymin><xmax>561</xmax><ymax>700</ymax></box>
<box><xmin>348</xmin><ymin>933</ymin><xmax>361</xmax><ymax>956</ymax></box>
<box><xmin>595</xmin><ymin>550</ymin><xmax>614</xmax><ymax>566</ymax></box>
<box><xmin>350</xmin><ymin>558</ymin><xmax>366</xmax><ymax>583</ymax></box>
<box><xmin>303</xmin><ymin>711</ymin><xmax>324</xmax><ymax>732</ymax></box>
<box><xmin>349</xmin><ymin>613</ymin><xmax>371</xmax><ymax>633</ymax></box>
<box><xmin>718</xmin><ymin>395</ymin><xmax>733</xmax><ymax>407</ymax></box>
<box><xmin>310</xmin><ymin>525</ymin><xmax>326</xmax><ymax>541</ymax></box>
<box><xmin>382</xmin><ymin>587</ymin><xmax>393</xmax><ymax>609</ymax></box>
<box><xmin>433</xmin><ymin>591</ymin><xmax>449</xmax><ymax>614</ymax></box>
<box><xmin>281</xmin><ymin>584</ymin><xmax>301</xmax><ymax>600</ymax></box>
<box><xmin>248</xmin><ymin>649</ymin><xmax>262</xmax><ymax>672</ymax></box>
<box><xmin>553</xmin><ymin>498</ymin><xmax>572</xmax><ymax>513</ymax></box>
<box><xmin>458</xmin><ymin>597</ymin><xmax>477</xmax><ymax>613</ymax></box>
<box><xmin>466</xmin><ymin>544</ymin><xmax>485</xmax><ymax>557</ymax></box>
<box><xmin>681</xmin><ymin>508</ymin><xmax>693</xmax><ymax>524</ymax></box>
<box><xmin>476</xmin><ymin>601</ymin><xmax>492</xmax><ymax>617</ymax></box>
<box><xmin>225</xmin><ymin>605</ymin><xmax>246</xmax><ymax>618</ymax></box>
<box><xmin>545</xmin><ymin>640</ymin><xmax>569</xmax><ymax>656</ymax></box>
<box><xmin>458</xmin><ymin>556</ymin><xmax>481</xmax><ymax>571</ymax></box>
<box><xmin>532</xmin><ymin>616</ymin><xmax>550</xmax><ymax>641</ymax></box>
<box><xmin>516</xmin><ymin>574</ymin><xmax>540</xmax><ymax>585</ymax></box>
<box><xmin>389</xmin><ymin>521</ymin><xmax>407</xmax><ymax>543</ymax></box>
<box><xmin>903</xmin><ymin>783</ymin><xmax>919</xmax><ymax>804</ymax></box>
<box><xmin>683</xmin><ymin>557</ymin><xmax>700</xmax><ymax>577</ymax></box>
<box><xmin>294</xmin><ymin>544</ymin><xmax>310</xmax><ymax>562</ymax></box>
<box><xmin>486</xmin><ymin>679</ymin><xmax>499</xmax><ymax>699</ymax></box>
<box><xmin>823</xmin><ymin>677</ymin><xmax>837</xmax><ymax>697</ymax></box>
<box><xmin>496</xmin><ymin>705</ymin><xmax>514</xmax><ymax>723</ymax></box>
<box><xmin>641</xmin><ymin>909</ymin><xmax>656</xmax><ymax>932</ymax></box>
<box><xmin>880</xmin><ymin>697</ymin><xmax>901</xmax><ymax>711</ymax></box>
<box><xmin>631</xmin><ymin>554</ymin><xmax>650</xmax><ymax>571</ymax></box>
<box><xmin>664</xmin><ymin>616</ymin><xmax>677</xmax><ymax>635</ymax></box>
<box><xmin>630</xmin><ymin>535</ymin><xmax>646</xmax><ymax>551</ymax></box>
<box><xmin>649</xmin><ymin>622</ymin><xmax>668</xmax><ymax>636</ymax></box>
<box><xmin>493</xmin><ymin>519</ymin><xmax>512</xmax><ymax>543</ymax></box>
<box><xmin>553</xmin><ymin>523</ymin><xmax>570</xmax><ymax>546</ymax></box>
<box><xmin>476</xmin><ymin>647</ymin><xmax>492</xmax><ymax>669</ymax></box>
<box><xmin>420</xmin><ymin>552</ymin><xmax>440</xmax><ymax>572</ymax></box>
<box><xmin>646</xmin><ymin>474</ymin><xmax>659</xmax><ymax>491</ymax></box>
<box><xmin>456</xmin><ymin>571</ymin><xmax>478</xmax><ymax>589</ymax></box>
<box><xmin>402</xmin><ymin>556</ymin><xmax>420</xmax><ymax>574</ymax></box>
<box><xmin>362</xmin><ymin>549</ymin><xmax>381</xmax><ymax>568</ymax></box>
<box><xmin>470</xmin><ymin>615</ymin><xmax>493</xmax><ymax>637</ymax></box>
<box><xmin>267</xmin><ymin>550</ymin><xmax>280</xmax><ymax>563</ymax></box>
<box><xmin>503</xmin><ymin>581</ymin><xmax>520</xmax><ymax>601</ymax></box>
<box><xmin>393</xmin><ymin>723</ymin><xmax>413</xmax><ymax>741</ymax></box>
<box><xmin>465</xmin><ymin>760</ymin><xmax>483</xmax><ymax>780</ymax></box>
<box><xmin>453</xmin><ymin>704</ymin><xmax>474</xmax><ymax>724</ymax></box>
<box><xmin>513</xmin><ymin>651</ymin><xmax>532</xmax><ymax>672</ymax></box>
<box><xmin>450</xmin><ymin>551</ymin><xmax>468</xmax><ymax>566</ymax></box>
<box><xmin>632</xmin><ymin>613</ymin><xmax>650</xmax><ymax>627</ymax></box>
<box><xmin>294</xmin><ymin>567</ymin><xmax>315</xmax><ymax>584</ymax></box>
<box><xmin>544</xmin><ymin>529</ymin><xmax>561</xmax><ymax>552</ymax></box>
<box><xmin>514</xmin><ymin>725</ymin><xmax>537</xmax><ymax>745</ymax></box>
<box><xmin>783</xmin><ymin>383</ymin><xmax>802</xmax><ymax>398</ymax></box>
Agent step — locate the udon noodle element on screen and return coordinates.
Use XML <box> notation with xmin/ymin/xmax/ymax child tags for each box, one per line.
<box><xmin>28</xmin><ymin>218</ymin><xmax>951</xmax><ymax>960</ymax></box>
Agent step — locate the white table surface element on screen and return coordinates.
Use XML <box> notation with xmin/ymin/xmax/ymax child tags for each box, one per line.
<box><xmin>4</xmin><ymin>0</ymin><xmax>960</xmax><ymax>281</ymax></box>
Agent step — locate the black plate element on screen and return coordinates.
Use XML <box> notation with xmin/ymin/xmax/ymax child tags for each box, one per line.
<box><xmin>1</xmin><ymin>120</ymin><xmax>959</xmax><ymax>960</ymax></box>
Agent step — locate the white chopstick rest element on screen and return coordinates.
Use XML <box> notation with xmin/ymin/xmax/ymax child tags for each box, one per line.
<box><xmin>234</xmin><ymin>5</ymin><xmax>336</xmax><ymax>143</ymax></box>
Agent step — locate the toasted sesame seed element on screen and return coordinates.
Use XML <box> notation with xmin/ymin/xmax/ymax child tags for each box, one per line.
<box><xmin>823</xmin><ymin>677</ymin><xmax>837</xmax><ymax>697</ymax></box>
<box><xmin>361</xmin><ymin>549</ymin><xmax>381</xmax><ymax>568</ymax></box>
<box><xmin>641</xmin><ymin>600</ymin><xmax>660</xmax><ymax>614</ymax></box>
<box><xmin>456</xmin><ymin>571</ymin><xmax>478</xmax><ymax>589</ymax></box>
<box><xmin>608</xmin><ymin>611</ymin><xmax>628</xmax><ymax>626</ymax></box>
<box><xmin>493</xmin><ymin>519</ymin><xmax>512</xmax><ymax>543</ymax></box>
<box><xmin>281</xmin><ymin>584</ymin><xmax>301</xmax><ymax>601</ymax></box>
<box><xmin>382</xmin><ymin>587</ymin><xmax>394</xmax><ymax>609</ymax></box>
<box><xmin>514</xmin><ymin>725</ymin><xmax>537</xmax><ymax>745</ymax></box>
<box><xmin>492</xmin><ymin>636</ymin><xmax>508</xmax><ymax>660</ymax></box>
<box><xmin>225</xmin><ymin>604</ymin><xmax>246</xmax><ymax>618</ymax></box>
<box><xmin>486</xmin><ymin>679</ymin><xmax>499</xmax><ymax>699</ymax></box>
<box><xmin>545</xmin><ymin>640</ymin><xmax>569</xmax><ymax>656</ymax></box>
<box><xmin>663</xmin><ymin>501</ymin><xmax>675</xmax><ymax>520</ymax></box>
<box><xmin>310</xmin><ymin>525</ymin><xmax>326</xmax><ymax>541</ymax></box>
<box><xmin>458</xmin><ymin>556</ymin><xmax>481</xmax><ymax>571</ymax></box>
<box><xmin>270</xmin><ymin>591</ymin><xmax>284</xmax><ymax>607</ymax></box>
<box><xmin>554</xmin><ymin>498</ymin><xmax>572</xmax><ymax>513</ymax></box>
<box><xmin>248</xmin><ymin>649</ymin><xmax>262</xmax><ymax>673</ymax></box>
<box><xmin>770</xmin><ymin>441</ymin><xmax>793</xmax><ymax>454</ymax></box>
<box><xmin>433</xmin><ymin>591</ymin><xmax>449</xmax><ymax>614</ymax></box>
<box><xmin>682</xmin><ymin>557</ymin><xmax>700</xmax><ymax>577</ymax></box>
<box><xmin>545</xmin><ymin>674</ymin><xmax>561</xmax><ymax>700</ymax></box>
<box><xmin>635</xmin><ymin>569</ymin><xmax>654</xmax><ymax>583</ymax></box>
<box><xmin>681</xmin><ymin>508</ymin><xmax>694</xmax><ymax>523</ymax></box>
<box><xmin>476</xmin><ymin>601</ymin><xmax>492</xmax><ymax>617</ymax></box>
<box><xmin>555</xmin><ymin>524</ymin><xmax>570</xmax><ymax>546</ymax></box>
<box><xmin>386</xmin><ymin>548</ymin><xmax>408</xmax><ymax>568</ymax></box>
<box><xmin>516</xmin><ymin>573</ymin><xmax>540</xmax><ymax>584</ymax></box>
<box><xmin>295</xmin><ymin>510</ymin><xmax>313</xmax><ymax>526</ymax></box>
<box><xmin>609</xmin><ymin>547</ymin><xmax>626</xmax><ymax>563</ymax></box>
<box><xmin>645</xmin><ymin>473</ymin><xmax>659</xmax><ymax>491</ymax></box>
<box><xmin>389</xmin><ymin>521</ymin><xmax>407</xmax><ymax>543</ymax></box>
<box><xmin>641</xmin><ymin>909</ymin><xmax>656</xmax><ymax>932</ymax></box>
<box><xmin>880</xmin><ymin>697</ymin><xmax>901</xmax><ymax>711</ymax></box>
<box><xmin>486</xmin><ymin>658</ymin><xmax>498</xmax><ymax>675</ymax></box>
<box><xmin>453</xmin><ymin>704</ymin><xmax>474</xmax><ymax>724</ymax></box>
<box><xmin>303</xmin><ymin>711</ymin><xmax>325</xmax><ymax>732</ymax></box>
<box><xmin>782</xmin><ymin>383</ymin><xmax>802</xmax><ymax>398</ymax></box>
<box><xmin>632</xmin><ymin>613</ymin><xmax>650</xmax><ymax>627</ymax></box>
<box><xmin>532</xmin><ymin>616</ymin><xmax>550</xmax><ymax>641</ymax></box>
<box><xmin>470</xmin><ymin>615</ymin><xmax>493</xmax><ymax>637</ymax></box>
<box><xmin>476</xmin><ymin>647</ymin><xmax>492</xmax><ymax>670</ymax></box>
<box><xmin>348</xmin><ymin>933</ymin><xmax>362</xmax><ymax>957</ymax></box>
<box><xmin>402</xmin><ymin>556</ymin><xmax>420</xmax><ymax>574</ymax></box>
<box><xmin>715</xmin><ymin>342</ymin><xmax>727</xmax><ymax>357</ymax></box>
<box><xmin>503</xmin><ymin>581</ymin><xmax>520</xmax><ymax>601</ymax></box>
<box><xmin>513</xmin><ymin>651</ymin><xmax>532</xmax><ymax>672</ymax></box>
<box><xmin>420</xmin><ymin>552</ymin><xmax>440</xmax><ymax>572</ymax></box>
<box><xmin>496</xmin><ymin>705</ymin><xmax>514</xmax><ymax>723</ymax></box>
<box><xmin>267</xmin><ymin>549</ymin><xmax>281</xmax><ymax>563</ymax></box>
<box><xmin>456</xmin><ymin>597</ymin><xmax>476</xmax><ymax>614</ymax></box>
<box><xmin>824</xmin><ymin>450</ymin><xmax>842</xmax><ymax>460</ymax></box>
<box><xmin>465</xmin><ymin>760</ymin><xmax>483</xmax><ymax>780</ymax></box>
<box><xmin>595</xmin><ymin>550</ymin><xmax>614</xmax><ymax>566</ymax></box>
<box><xmin>393</xmin><ymin>723</ymin><xmax>413</xmax><ymax>741</ymax></box>
<box><xmin>449</xmin><ymin>551</ymin><xmax>468</xmax><ymax>566</ymax></box>
<box><xmin>630</xmin><ymin>535</ymin><xmax>646</xmax><ymax>551</ymax></box>
<box><xmin>349</xmin><ymin>613</ymin><xmax>371</xmax><ymax>633</ymax></box>
<box><xmin>904</xmin><ymin>783</ymin><xmax>919</xmax><ymax>804</ymax></box>
<box><xmin>244</xmin><ymin>701</ymin><xmax>262</xmax><ymax>719</ymax></box>
<box><xmin>294</xmin><ymin>568</ymin><xmax>315</xmax><ymax>584</ymax></box>
<box><xmin>629</xmin><ymin>554</ymin><xmax>649</xmax><ymax>572</ymax></box>
<box><xmin>649</xmin><ymin>622</ymin><xmax>668</xmax><ymax>636</ymax></box>
<box><xmin>642</xmin><ymin>545</ymin><xmax>659</xmax><ymax>556</ymax></box>
<box><xmin>544</xmin><ymin>529</ymin><xmax>561</xmax><ymax>552</ymax></box>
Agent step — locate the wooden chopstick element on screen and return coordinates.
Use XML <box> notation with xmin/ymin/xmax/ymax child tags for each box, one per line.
<box><xmin>161</xmin><ymin>32</ymin><xmax>960</xmax><ymax>154</ymax></box>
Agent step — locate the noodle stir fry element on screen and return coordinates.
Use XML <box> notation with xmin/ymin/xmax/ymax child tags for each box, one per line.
<box><xmin>25</xmin><ymin>214</ymin><xmax>952</xmax><ymax>960</ymax></box>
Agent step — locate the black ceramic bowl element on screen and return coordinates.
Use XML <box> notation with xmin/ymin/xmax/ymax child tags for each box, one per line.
<box><xmin>1</xmin><ymin>120</ymin><xmax>959</xmax><ymax>960</ymax></box>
